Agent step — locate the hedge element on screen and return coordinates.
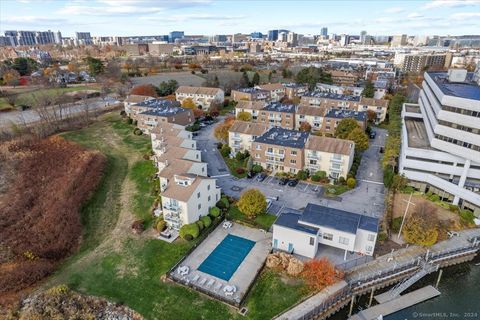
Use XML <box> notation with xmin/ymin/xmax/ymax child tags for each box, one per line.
<box><xmin>156</xmin><ymin>220</ymin><xmax>167</xmax><ymax>232</ymax></box>
<box><xmin>209</xmin><ymin>206</ymin><xmax>221</xmax><ymax>218</ymax></box>
<box><xmin>179</xmin><ymin>223</ymin><xmax>200</xmax><ymax>240</ymax></box>
<box><xmin>196</xmin><ymin>220</ymin><xmax>204</xmax><ymax>231</ymax></box>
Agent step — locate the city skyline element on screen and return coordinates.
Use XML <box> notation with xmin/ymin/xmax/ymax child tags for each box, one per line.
<box><xmin>1</xmin><ymin>0</ymin><xmax>479</xmax><ymax>37</ymax></box>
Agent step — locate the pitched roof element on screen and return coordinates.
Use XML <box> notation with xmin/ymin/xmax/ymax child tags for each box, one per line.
<box><xmin>300</xmin><ymin>203</ymin><xmax>379</xmax><ymax>234</ymax></box>
<box><xmin>257</xmin><ymin>83</ymin><xmax>285</xmax><ymax>91</ymax></box>
<box><xmin>235</xmin><ymin>100</ymin><xmax>266</xmax><ymax>110</ymax></box>
<box><xmin>158</xmin><ymin>159</ymin><xmax>197</xmax><ymax>179</ymax></box>
<box><xmin>229</xmin><ymin>120</ymin><xmax>269</xmax><ymax>136</ymax></box>
<box><xmin>359</xmin><ymin>97</ymin><xmax>389</xmax><ymax>108</ymax></box>
<box><xmin>155</xmin><ymin>146</ymin><xmax>189</xmax><ymax>163</ymax></box>
<box><xmin>263</xmin><ymin>102</ymin><xmax>296</xmax><ymax>113</ymax></box>
<box><xmin>161</xmin><ymin>175</ymin><xmax>206</xmax><ymax>202</ymax></box>
<box><xmin>325</xmin><ymin>108</ymin><xmax>366</xmax><ymax>121</ymax></box>
<box><xmin>297</xmin><ymin>105</ymin><xmax>326</xmax><ymax>117</ymax></box>
<box><xmin>150</xmin><ymin>122</ymin><xmax>185</xmax><ymax>136</ymax></box>
<box><xmin>124</xmin><ymin>94</ymin><xmax>155</xmax><ymax>103</ymax></box>
<box><xmin>176</xmin><ymin>86</ymin><xmax>222</xmax><ymax>96</ymax></box>
<box><xmin>330</xmin><ymin>70</ymin><xmax>358</xmax><ymax>78</ymax></box>
<box><xmin>305</xmin><ymin>135</ymin><xmax>354</xmax><ymax>155</ymax></box>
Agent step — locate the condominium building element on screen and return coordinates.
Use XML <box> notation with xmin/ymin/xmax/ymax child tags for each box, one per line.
<box><xmin>136</xmin><ymin>105</ymin><xmax>194</xmax><ymax>133</ymax></box>
<box><xmin>304</xmin><ymin>135</ymin><xmax>355</xmax><ymax>179</ymax></box>
<box><xmin>399</xmin><ymin>69</ymin><xmax>480</xmax><ymax>213</ymax></box>
<box><xmin>161</xmin><ymin>174</ymin><xmax>220</xmax><ymax>230</ymax></box>
<box><xmin>273</xmin><ymin>203</ymin><xmax>379</xmax><ymax>258</ymax></box>
<box><xmin>323</xmin><ymin>109</ymin><xmax>366</xmax><ymax>135</ymax></box>
<box><xmin>228</xmin><ymin>120</ymin><xmax>269</xmax><ymax>156</ymax></box>
<box><xmin>124</xmin><ymin>94</ymin><xmax>156</xmax><ymax>116</ymax></box>
<box><xmin>283</xmin><ymin>83</ymin><xmax>309</xmax><ymax>99</ymax></box>
<box><xmin>357</xmin><ymin>97</ymin><xmax>389</xmax><ymax>123</ymax></box>
<box><xmin>296</xmin><ymin>105</ymin><xmax>327</xmax><ymax>131</ymax></box>
<box><xmin>175</xmin><ymin>86</ymin><xmax>224</xmax><ymax>109</ymax></box>
<box><xmin>316</xmin><ymin>83</ymin><xmax>364</xmax><ymax>97</ymax></box>
<box><xmin>252</xmin><ymin>127</ymin><xmax>308</xmax><ymax>174</ymax></box>
<box><xmin>234</xmin><ymin>100</ymin><xmax>267</xmax><ymax>120</ymax></box>
<box><xmin>231</xmin><ymin>88</ymin><xmax>271</xmax><ymax>102</ymax></box>
<box><xmin>257</xmin><ymin>102</ymin><xmax>296</xmax><ymax>129</ymax></box>
<box><xmin>256</xmin><ymin>83</ymin><xmax>286</xmax><ymax>101</ymax></box>
<box><xmin>329</xmin><ymin>70</ymin><xmax>359</xmax><ymax>86</ymax></box>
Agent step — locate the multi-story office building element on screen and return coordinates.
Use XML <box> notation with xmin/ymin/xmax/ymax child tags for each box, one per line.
<box><xmin>391</xmin><ymin>34</ymin><xmax>407</xmax><ymax>47</ymax></box>
<box><xmin>0</xmin><ymin>36</ymin><xmax>14</xmax><ymax>46</ymax></box>
<box><xmin>169</xmin><ymin>31</ymin><xmax>184</xmax><ymax>43</ymax></box>
<box><xmin>287</xmin><ymin>32</ymin><xmax>298</xmax><ymax>46</ymax></box>
<box><xmin>399</xmin><ymin>69</ymin><xmax>480</xmax><ymax>213</ymax></box>
<box><xmin>321</xmin><ymin>27</ymin><xmax>328</xmax><ymax>37</ymax></box>
<box><xmin>268</xmin><ymin>30</ymin><xmax>278</xmax><ymax>41</ymax></box>
<box><xmin>5</xmin><ymin>30</ymin><xmax>36</xmax><ymax>46</ymax></box>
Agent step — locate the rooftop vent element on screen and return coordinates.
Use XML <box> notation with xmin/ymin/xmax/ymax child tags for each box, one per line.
<box><xmin>447</xmin><ymin>69</ymin><xmax>467</xmax><ymax>83</ymax></box>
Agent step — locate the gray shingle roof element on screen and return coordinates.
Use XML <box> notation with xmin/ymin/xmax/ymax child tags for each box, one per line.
<box><xmin>325</xmin><ymin>108</ymin><xmax>366</xmax><ymax>121</ymax></box>
<box><xmin>275</xmin><ymin>212</ymin><xmax>318</xmax><ymax>235</ymax></box>
<box><xmin>254</xmin><ymin>127</ymin><xmax>309</xmax><ymax>149</ymax></box>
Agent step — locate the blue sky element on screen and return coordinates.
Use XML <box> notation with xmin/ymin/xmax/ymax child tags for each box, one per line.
<box><xmin>1</xmin><ymin>0</ymin><xmax>479</xmax><ymax>37</ymax></box>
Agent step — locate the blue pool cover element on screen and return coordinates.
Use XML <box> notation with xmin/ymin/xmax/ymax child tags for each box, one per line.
<box><xmin>198</xmin><ymin>234</ymin><xmax>256</xmax><ymax>281</ymax></box>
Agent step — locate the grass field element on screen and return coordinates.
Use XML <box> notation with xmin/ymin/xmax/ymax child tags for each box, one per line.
<box><xmin>45</xmin><ymin>113</ymin><xmax>304</xmax><ymax>319</ymax></box>
<box><xmin>227</xmin><ymin>206</ymin><xmax>277</xmax><ymax>230</ymax></box>
<box><xmin>0</xmin><ymin>86</ymin><xmax>99</xmax><ymax>111</ymax></box>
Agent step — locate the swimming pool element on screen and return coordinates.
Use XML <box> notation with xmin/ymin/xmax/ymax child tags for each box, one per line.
<box><xmin>198</xmin><ymin>234</ymin><xmax>256</xmax><ymax>281</ymax></box>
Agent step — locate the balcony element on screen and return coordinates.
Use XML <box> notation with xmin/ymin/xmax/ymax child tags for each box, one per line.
<box><xmin>329</xmin><ymin>166</ymin><xmax>342</xmax><ymax>173</ymax></box>
<box><xmin>307</xmin><ymin>153</ymin><xmax>320</xmax><ymax>159</ymax></box>
<box><xmin>266</xmin><ymin>151</ymin><xmax>285</xmax><ymax>158</ymax></box>
<box><xmin>231</xmin><ymin>136</ymin><xmax>242</xmax><ymax>142</ymax></box>
<box><xmin>163</xmin><ymin>203</ymin><xmax>181</xmax><ymax>212</ymax></box>
<box><xmin>330</xmin><ymin>157</ymin><xmax>343</xmax><ymax>164</ymax></box>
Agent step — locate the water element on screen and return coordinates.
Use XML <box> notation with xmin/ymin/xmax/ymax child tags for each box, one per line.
<box><xmin>331</xmin><ymin>258</ymin><xmax>480</xmax><ymax>320</ymax></box>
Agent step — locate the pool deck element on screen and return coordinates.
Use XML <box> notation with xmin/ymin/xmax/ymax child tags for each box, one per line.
<box><xmin>170</xmin><ymin>223</ymin><xmax>272</xmax><ymax>306</ymax></box>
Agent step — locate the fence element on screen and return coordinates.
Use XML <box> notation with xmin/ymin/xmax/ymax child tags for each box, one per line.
<box><xmin>336</xmin><ymin>255</ymin><xmax>373</xmax><ymax>271</ymax></box>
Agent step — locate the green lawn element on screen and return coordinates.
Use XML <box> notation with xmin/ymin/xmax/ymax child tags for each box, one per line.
<box><xmin>0</xmin><ymin>86</ymin><xmax>99</xmax><ymax>110</ymax></box>
<box><xmin>227</xmin><ymin>206</ymin><xmax>277</xmax><ymax>230</ymax></box>
<box><xmin>51</xmin><ymin>113</ymin><xmax>303</xmax><ymax>319</ymax></box>
<box><xmin>324</xmin><ymin>184</ymin><xmax>350</xmax><ymax>197</ymax></box>
<box><xmin>245</xmin><ymin>270</ymin><xmax>308</xmax><ymax>319</ymax></box>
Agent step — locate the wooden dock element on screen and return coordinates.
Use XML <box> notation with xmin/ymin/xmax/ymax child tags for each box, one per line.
<box><xmin>349</xmin><ymin>285</ymin><xmax>440</xmax><ymax>320</ymax></box>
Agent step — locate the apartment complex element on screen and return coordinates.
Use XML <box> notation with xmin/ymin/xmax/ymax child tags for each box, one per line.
<box><xmin>231</xmin><ymin>87</ymin><xmax>271</xmax><ymax>102</ymax></box>
<box><xmin>249</xmin><ymin>127</ymin><xmax>355</xmax><ymax>178</ymax></box>
<box><xmin>234</xmin><ymin>100</ymin><xmax>266</xmax><ymax>120</ymax></box>
<box><xmin>228</xmin><ymin>120</ymin><xmax>269</xmax><ymax>155</ymax></box>
<box><xmin>256</xmin><ymin>83</ymin><xmax>286</xmax><ymax>101</ymax></box>
<box><xmin>124</xmin><ymin>94</ymin><xmax>156</xmax><ymax>116</ymax></box>
<box><xmin>329</xmin><ymin>70</ymin><xmax>360</xmax><ymax>86</ymax></box>
<box><xmin>283</xmin><ymin>83</ymin><xmax>309</xmax><ymax>99</ymax></box>
<box><xmin>175</xmin><ymin>86</ymin><xmax>224</xmax><ymax>109</ymax></box>
<box><xmin>323</xmin><ymin>109</ymin><xmax>366</xmax><ymax>135</ymax></box>
<box><xmin>150</xmin><ymin>122</ymin><xmax>221</xmax><ymax>230</ymax></box>
<box><xmin>136</xmin><ymin>106</ymin><xmax>194</xmax><ymax>134</ymax></box>
<box><xmin>257</xmin><ymin>102</ymin><xmax>296</xmax><ymax>129</ymax></box>
<box><xmin>399</xmin><ymin>69</ymin><xmax>480</xmax><ymax>213</ymax></box>
<box><xmin>273</xmin><ymin>203</ymin><xmax>379</xmax><ymax>258</ymax></box>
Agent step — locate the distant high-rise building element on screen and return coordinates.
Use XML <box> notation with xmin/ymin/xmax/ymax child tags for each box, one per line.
<box><xmin>339</xmin><ymin>34</ymin><xmax>349</xmax><ymax>46</ymax></box>
<box><xmin>35</xmin><ymin>30</ymin><xmax>56</xmax><ymax>45</ymax></box>
<box><xmin>360</xmin><ymin>30</ymin><xmax>367</xmax><ymax>44</ymax></box>
<box><xmin>278</xmin><ymin>31</ymin><xmax>288</xmax><ymax>42</ymax></box>
<box><xmin>391</xmin><ymin>34</ymin><xmax>407</xmax><ymax>47</ymax></box>
<box><xmin>75</xmin><ymin>32</ymin><xmax>93</xmax><ymax>45</ymax></box>
<box><xmin>211</xmin><ymin>34</ymin><xmax>227</xmax><ymax>42</ymax></box>
<box><xmin>250</xmin><ymin>32</ymin><xmax>263</xmax><ymax>39</ymax></box>
<box><xmin>168</xmin><ymin>31</ymin><xmax>184</xmax><ymax>43</ymax></box>
<box><xmin>54</xmin><ymin>31</ymin><xmax>62</xmax><ymax>44</ymax></box>
<box><xmin>321</xmin><ymin>27</ymin><xmax>328</xmax><ymax>37</ymax></box>
<box><xmin>0</xmin><ymin>36</ymin><xmax>14</xmax><ymax>46</ymax></box>
<box><xmin>5</xmin><ymin>30</ymin><xmax>37</xmax><ymax>46</ymax></box>
<box><xmin>287</xmin><ymin>32</ymin><xmax>298</xmax><ymax>46</ymax></box>
<box><xmin>268</xmin><ymin>30</ymin><xmax>278</xmax><ymax>41</ymax></box>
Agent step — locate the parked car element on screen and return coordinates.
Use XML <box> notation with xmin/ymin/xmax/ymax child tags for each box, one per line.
<box><xmin>369</xmin><ymin>130</ymin><xmax>377</xmax><ymax>139</ymax></box>
<box><xmin>287</xmin><ymin>179</ymin><xmax>299</xmax><ymax>187</ymax></box>
<box><xmin>19</xmin><ymin>104</ymin><xmax>31</xmax><ymax>111</ymax></box>
<box><xmin>247</xmin><ymin>171</ymin><xmax>257</xmax><ymax>179</ymax></box>
<box><xmin>257</xmin><ymin>172</ymin><xmax>267</xmax><ymax>182</ymax></box>
<box><xmin>379</xmin><ymin>147</ymin><xmax>384</xmax><ymax>153</ymax></box>
<box><xmin>279</xmin><ymin>177</ymin><xmax>289</xmax><ymax>185</ymax></box>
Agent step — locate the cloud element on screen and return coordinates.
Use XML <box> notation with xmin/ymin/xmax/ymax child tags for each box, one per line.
<box><xmin>57</xmin><ymin>5</ymin><xmax>164</xmax><ymax>15</ymax></box>
<box><xmin>2</xmin><ymin>16</ymin><xmax>68</xmax><ymax>24</ymax></box>
<box><xmin>140</xmin><ymin>13</ymin><xmax>244</xmax><ymax>22</ymax></box>
<box><xmin>422</xmin><ymin>0</ymin><xmax>480</xmax><ymax>9</ymax></box>
<box><xmin>384</xmin><ymin>7</ymin><xmax>404</xmax><ymax>13</ymax></box>
<box><xmin>450</xmin><ymin>12</ymin><xmax>480</xmax><ymax>20</ymax></box>
<box><xmin>407</xmin><ymin>12</ymin><xmax>424</xmax><ymax>19</ymax></box>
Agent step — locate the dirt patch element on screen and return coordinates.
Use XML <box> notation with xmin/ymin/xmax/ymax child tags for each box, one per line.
<box><xmin>393</xmin><ymin>193</ymin><xmax>460</xmax><ymax>223</ymax></box>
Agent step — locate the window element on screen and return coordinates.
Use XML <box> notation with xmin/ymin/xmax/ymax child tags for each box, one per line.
<box><xmin>207</xmin><ymin>184</ymin><xmax>210</xmax><ymax>190</ymax></box>
<box><xmin>291</xmin><ymin>150</ymin><xmax>297</xmax><ymax>156</ymax></box>
<box><xmin>197</xmin><ymin>192</ymin><xmax>200</xmax><ymax>198</ymax></box>
<box><xmin>309</xmin><ymin>237</ymin><xmax>315</xmax><ymax>246</ymax></box>
<box><xmin>198</xmin><ymin>204</ymin><xmax>202</xmax><ymax>210</ymax></box>
<box><xmin>256</xmin><ymin>145</ymin><xmax>261</xmax><ymax>150</ymax></box>
<box><xmin>366</xmin><ymin>245</ymin><xmax>373</xmax><ymax>252</ymax></box>
<box><xmin>290</xmin><ymin>159</ymin><xmax>296</xmax><ymax>164</ymax></box>
<box><xmin>323</xmin><ymin>233</ymin><xmax>333</xmax><ymax>241</ymax></box>
<box><xmin>267</xmin><ymin>147</ymin><xmax>273</xmax><ymax>153</ymax></box>
<box><xmin>208</xmin><ymin>195</ymin><xmax>211</xmax><ymax>201</ymax></box>
<box><xmin>367</xmin><ymin>234</ymin><xmax>375</xmax><ymax>242</ymax></box>
<box><xmin>339</xmin><ymin>236</ymin><xmax>349</xmax><ymax>245</ymax></box>
<box><xmin>255</xmin><ymin>153</ymin><xmax>260</xmax><ymax>159</ymax></box>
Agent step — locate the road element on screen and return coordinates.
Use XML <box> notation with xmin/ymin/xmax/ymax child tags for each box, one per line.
<box><xmin>0</xmin><ymin>97</ymin><xmax>118</xmax><ymax>130</ymax></box>
<box><xmin>194</xmin><ymin>123</ymin><xmax>387</xmax><ymax>219</ymax></box>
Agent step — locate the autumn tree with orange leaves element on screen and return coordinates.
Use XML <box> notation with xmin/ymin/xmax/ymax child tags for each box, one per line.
<box><xmin>214</xmin><ymin>116</ymin><xmax>235</xmax><ymax>142</ymax></box>
<box><xmin>301</xmin><ymin>258</ymin><xmax>344</xmax><ymax>291</ymax></box>
<box><xmin>129</xmin><ymin>84</ymin><xmax>158</xmax><ymax>97</ymax></box>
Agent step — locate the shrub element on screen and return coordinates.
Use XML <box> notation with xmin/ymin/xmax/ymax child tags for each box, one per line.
<box><xmin>429</xmin><ymin>194</ymin><xmax>440</xmax><ymax>202</ymax></box>
<box><xmin>201</xmin><ymin>215</ymin><xmax>212</xmax><ymax>228</ymax></box>
<box><xmin>131</xmin><ymin>220</ymin><xmax>145</xmax><ymax>234</ymax></box>
<box><xmin>220</xmin><ymin>196</ymin><xmax>230</xmax><ymax>208</ymax></box>
<box><xmin>216</xmin><ymin>200</ymin><xmax>226</xmax><ymax>210</ymax></box>
<box><xmin>209</xmin><ymin>206</ymin><xmax>221</xmax><ymax>217</ymax></box>
<box><xmin>179</xmin><ymin>223</ymin><xmax>200</xmax><ymax>240</ymax></box>
<box><xmin>127</xmin><ymin>118</ymin><xmax>133</xmax><ymax>124</ymax></box>
<box><xmin>196</xmin><ymin>220</ymin><xmax>204</xmax><ymax>231</ymax></box>
<box><xmin>338</xmin><ymin>176</ymin><xmax>346</xmax><ymax>185</ymax></box>
<box><xmin>296</xmin><ymin>170</ymin><xmax>309</xmax><ymax>180</ymax></box>
<box><xmin>391</xmin><ymin>217</ymin><xmax>403</xmax><ymax>233</ymax></box>
<box><xmin>156</xmin><ymin>219</ymin><xmax>167</xmax><ymax>232</ymax></box>
<box><xmin>459</xmin><ymin>209</ymin><xmax>475</xmax><ymax>225</ymax></box>
<box><xmin>220</xmin><ymin>144</ymin><xmax>231</xmax><ymax>157</ymax></box>
<box><xmin>311</xmin><ymin>174</ymin><xmax>321</xmax><ymax>182</ymax></box>
<box><xmin>216</xmin><ymin>142</ymin><xmax>223</xmax><ymax>149</ymax></box>
<box><xmin>316</xmin><ymin>171</ymin><xmax>327</xmax><ymax>179</ymax></box>
<box><xmin>346</xmin><ymin>178</ymin><xmax>356</xmax><ymax>189</ymax></box>
<box><xmin>252</xmin><ymin>164</ymin><xmax>263</xmax><ymax>173</ymax></box>
<box><xmin>120</xmin><ymin>110</ymin><xmax>126</xmax><ymax>117</ymax></box>
<box><xmin>184</xmin><ymin>234</ymin><xmax>193</xmax><ymax>241</ymax></box>
<box><xmin>235</xmin><ymin>167</ymin><xmax>245</xmax><ymax>174</ymax></box>
<box><xmin>133</xmin><ymin>128</ymin><xmax>143</xmax><ymax>135</ymax></box>
<box><xmin>132</xmin><ymin>120</ymin><xmax>138</xmax><ymax>126</ymax></box>
<box><xmin>448</xmin><ymin>204</ymin><xmax>460</xmax><ymax>212</ymax></box>
<box><xmin>377</xmin><ymin>232</ymin><xmax>388</xmax><ymax>242</ymax></box>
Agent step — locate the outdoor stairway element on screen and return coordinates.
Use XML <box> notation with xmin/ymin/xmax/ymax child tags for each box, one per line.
<box><xmin>375</xmin><ymin>262</ymin><xmax>438</xmax><ymax>303</ymax></box>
